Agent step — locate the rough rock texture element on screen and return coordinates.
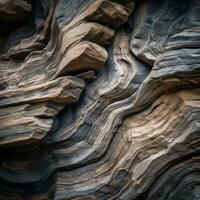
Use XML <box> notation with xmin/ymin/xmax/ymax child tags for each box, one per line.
<box><xmin>0</xmin><ymin>0</ymin><xmax>200</xmax><ymax>199</ymax></box>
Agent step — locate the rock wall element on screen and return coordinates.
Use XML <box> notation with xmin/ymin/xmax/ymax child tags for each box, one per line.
<box><xmin>0</xmin><ymin>0</ymin><xmax>200</xmax><ymax>199</ymax></box>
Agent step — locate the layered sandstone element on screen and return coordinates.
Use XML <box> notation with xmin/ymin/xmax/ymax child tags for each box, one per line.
<box><xmin>0</xmin><ymin>0</ymin><xmax>199</xmax><ymax>200</ymax></box>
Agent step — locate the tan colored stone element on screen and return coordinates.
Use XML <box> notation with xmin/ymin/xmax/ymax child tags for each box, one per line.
<box><xmin>72</xmin><ymin>0</ymin><xmax>129</xmax><ymax>28</ymax></box>
<box><xmin>0</xmin><ymin>103</ymin><xmax>64</xmax><ymax>146</ymax></box>
<box><xmin>0</xmin><ymin>77</ymin><xmax>84</xmax><ymax>107</ymax></box>
<box><xmin>56</xmin><ymin>41</ymin><xmax>108</xmax><ymax>76</ymax></box>
<box><xmin>60</xmin><ymin>22</ymin><xmax>115</xmax><ymax>54</ymax></box>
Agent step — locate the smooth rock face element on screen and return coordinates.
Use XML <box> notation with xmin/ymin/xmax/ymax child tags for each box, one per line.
<box><xmin>0</xmin><ymin>0</ymin><xmax>199</xmax><ymax>200</ymax></box>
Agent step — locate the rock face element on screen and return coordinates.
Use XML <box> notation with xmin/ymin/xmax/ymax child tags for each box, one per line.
<box><xmin>0</xmin><ymin>0</ymin><xmax>200</xmax><ymax>199</ymax></box>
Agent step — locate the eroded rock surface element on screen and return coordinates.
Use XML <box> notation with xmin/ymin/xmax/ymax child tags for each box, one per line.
<box><xmin>0</xmin><ymin>0</ymin><xmax>200</xmax><ymax>199</ymax></box>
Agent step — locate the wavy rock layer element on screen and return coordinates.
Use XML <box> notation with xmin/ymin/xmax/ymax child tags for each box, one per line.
<box><xmin>0</xmin><ymin>0</ymin><xmax>200</xmax><ymax>199</ymax></box>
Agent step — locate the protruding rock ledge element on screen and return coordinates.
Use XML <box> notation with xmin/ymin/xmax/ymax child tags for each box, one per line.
<box><xmin>60</xmin><ymin>22</ymin><xmax>115</xmax><ymax>54</ymax></box>
<box><xmin>0</xmin><ymin>103</ymin><xmax>64</xmax><ymax>146</ymax></box>
<box><xmin>70</xmin><ymin>0</ymin><xmax>129</xmax><ymax>29</ymax></box>
<box><xmin>83</xmin><ymin>0</ymin><xmax>129</xmax><ymax>28</ymax></box>
<box><xmin>0</xmin><ymin>76</ymin><xmax>85</xmax><ymax>108</ymax></box>
<box><xmin>56</xmin><ymin>41</ymin><xmax>108</xmax><ymax>76</ymax></box>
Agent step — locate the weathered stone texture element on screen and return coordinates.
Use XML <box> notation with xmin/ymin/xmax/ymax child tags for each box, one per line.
<box><xmin>0</xmin><ymin>0</ymin><xmax>200</xmax><ymax>199</ymax></box>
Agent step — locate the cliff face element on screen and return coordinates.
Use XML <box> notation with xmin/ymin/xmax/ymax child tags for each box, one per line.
<box><xmin>0</xmin><ymin>0</ymin><xmax>200</xmax><ymax>199</ymax></box>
